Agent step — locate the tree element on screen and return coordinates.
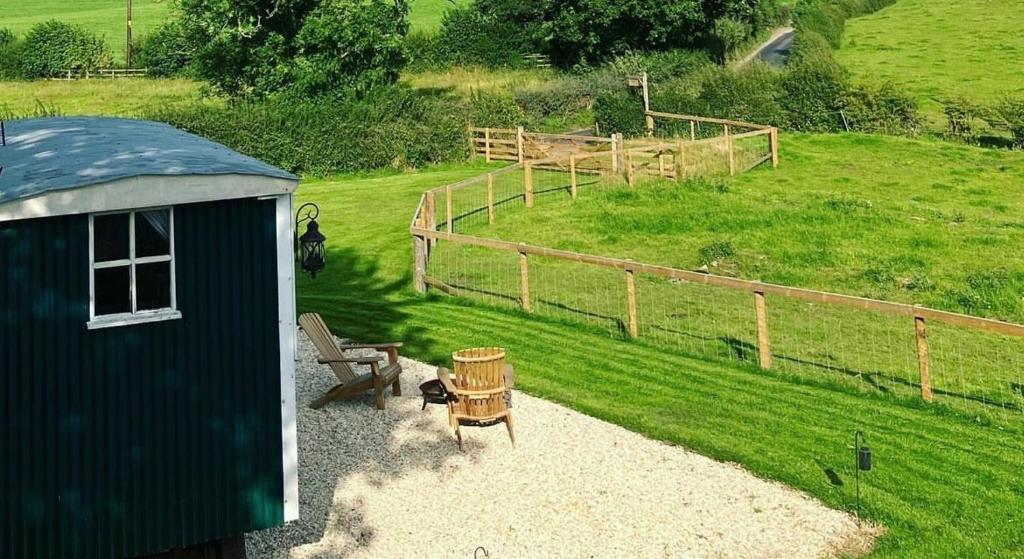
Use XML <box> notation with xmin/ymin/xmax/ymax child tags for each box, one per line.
<box><xmin>17</xmin><ymin>20</ymin><xmax>112</xmax><ymax>78</ymax></box>
<box><xmin>177</xmin><ymin>0</ymin><xmax>408</xmax><ymax>97</ymax></box>
<box><xmin>544</xmin><ymin>0</ymin><xmax>706</xmax><ymax>67</ymax></box>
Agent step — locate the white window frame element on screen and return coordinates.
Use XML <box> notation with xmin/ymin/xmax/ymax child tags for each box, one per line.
<box><xmin>87</xmin><ymin>207</ymin><xmax>181</xmax><ymax>330</ymax></box>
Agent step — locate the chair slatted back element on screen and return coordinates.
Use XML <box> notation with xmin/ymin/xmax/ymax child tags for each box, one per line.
<box><xmin>299</xmin><ymin>313</ymin><xmax>357</xmax><ymax>383</ymax></box>
<box><xmin>451</xmin><ymin>348</ymin><xmax>508</xmax><ymax>420</ymax></box>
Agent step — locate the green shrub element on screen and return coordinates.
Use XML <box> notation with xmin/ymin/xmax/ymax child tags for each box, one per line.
<box><xmin>149</xmin><ymin>88</ymin><xmax>469</xmax><ymax>175</ymax></box>
<box><xmin>839</xmin><ymin>80</ymin><xmax>920</xmax><ymax>135</ymax></box>
<box><xmin>17</xmin><ymin>20</ymin><xmax>112</xmax><ymax>78</ymax></box>
<box><xmin>468</xmin><ymin>90</ymin><xmax>527</xmax><ymax>128</ymax></box>
<box><xmin>989</xmin><ymin>96</ymin><xmax>1024</xmax><ymax>149</ymax></box>
<box><xmin>593</xmin><ymin>90</ymin><xmax>646</xmax><ymax>136</ymax></box>
<box><xmin>696</xmin><ymin>64</ymin><xmax>788</xmax><ymax>126</ymax></box>
<box><xmin>403</xmin><ymin>32</ymin><xmax>445</xmax><ymax>71</ymax></box>
<box><xmin>698</xmin><ymin>240</ymin><xmax>735</xmax><ymax>266</ymax></box>
<box><xmin>436</xmin><ymin>7</ymin><xmax>525</xmax><ymax>68</ymax></box>
<box><xmin>600</xmin><ymin>49</ymin><xmax>714</xmax><ymax>82</ymax></box>
<box><xmin>712</xmin><ymin>16</ymin><xmax>752</xmax><ymax>61</ymax></box>
<box><xmin>514</xmin><ymin>78</ymin><xmax>592</xmax><ymax>120</ymax></box>
<box><xmin>0</xmin><ymin>28</ymin><xmax>19</xmax><ymax>79</ymax></box>
<box><xmin>180</xmin><ymin>0</ymin><xmax>408</xmax><ymax>97</ymax></box>
<box><xmin>135</xmin><ymin>21</ymin><xmax>193</xmax><ymax>77</ymax></box>
<box><xmin>943</xmin><ymin>96</ymin><xmax>980</xmax><ymax>143</ymax></box>
<box><xmin>782</xmin><ymin>52</ymin><xmax>849</xmax><ymax>131</ymax></box>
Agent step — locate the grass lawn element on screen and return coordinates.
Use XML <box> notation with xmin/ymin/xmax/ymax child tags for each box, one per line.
<box><xmin>0</xmin><ymin>79</ymin><xmax>215</xmax><ymax>118</ymax></box>
<box><xmin>408</xmin><ymin>0</ymin><xmax>468</xmax><ymax>33</ymax></box>
<box><xmin>1</xmin><ymin>0</ymin><xmax>170</xmax><ymax>63</ymax></box>
<box><xmin>297</xmin><ymin>151</ymin><xmax>1024</xmax><ymax>557</ymax></box>
<box><xmin>836</xmin><ymin>0</ymin><xmax>1024</xmax><ymax>130</ymax></box>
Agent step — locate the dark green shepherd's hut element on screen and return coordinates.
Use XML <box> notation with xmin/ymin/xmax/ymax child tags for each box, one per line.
<box><xmin>0</xmin><ymin>117</ymin><xmax>300</xmax><ymax>558</ymax></box>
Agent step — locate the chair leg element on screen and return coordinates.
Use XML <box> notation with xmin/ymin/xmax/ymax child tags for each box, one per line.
<box><xmin>421</xmin><ymin>397</ymin><xmax>428</xmax><ymax>411</ymax></box>
<box><xmin>310</xmin><ymin>385</ymin><xmax>344</xmax><ymax>409</ymax></box>
<box><xmin>392</xmin><ymin>377</ymin><xmax>402</xmax><ymax>396</ymax></box>
<box><xmin>373</xmin><ymin>375</ymin><xmax>385</xmax><ymax>410</ymax></box>
<box><xmin>455</xmin><ymin>423</ymin><xmax>464</xmax><ymax>450</ymax></box>
<box><xmin>505</xmin><ymin>414</ymin><xmax>516</xmax><ymax>447</ymax></box>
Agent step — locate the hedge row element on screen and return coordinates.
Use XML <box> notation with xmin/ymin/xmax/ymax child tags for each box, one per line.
<box><xmin>147</xmin><ymin>89</ymin><xmax>470</xmax><ymax>176</ymax></box>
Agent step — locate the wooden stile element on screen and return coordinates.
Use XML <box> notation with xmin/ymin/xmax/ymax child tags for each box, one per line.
<box><xmin>626</xmin><ymin>267</ymin><xmax>638</xmax><ymax>338</ymax></box>
<box><xmin>524</xmin><ymin>162</ymin><xmax>534</xmax><ymax>208</ymax></box>
<box><xmin>658</xmin><ymin>154</ymin><xmax>667</xmax><ymax>178</ymax></box>
<box><xmin>519</xmin><ymin>246</ymin><xmax>531</xmax><ymax>312</ymax></box>
<box><xmin>569</xmin><ymin>155</ymin><xmax>578</xmax><ymax>199</ymax></box>
<box><xmin>445</xmin><ymin>185</ymin><xmax>454</xmax><ymax>233</ymax></box>
<box><xmin>915</xmin><ymin>312</ymin><xmax>934</xmax><ymax>402</ymax></box>
<box><xmin>754</xmin><ymin>290</ymin><xmax>771</xmax><ymax>369</ymax></box>
<box><xmin>487</xmin><ymin>173</ymin><xmax>495</xmax><ymax>224</ymax></box>
<box><xmin>690</xmin><ymin>120</ymin><xmax>696</xmax><ymax>141</ymax></box>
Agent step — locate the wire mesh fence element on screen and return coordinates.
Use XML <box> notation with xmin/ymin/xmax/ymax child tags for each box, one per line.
<box><xmin>413</xmin><ymin>115</ymin><xmax>1024</xmax><ymax>424</ymax></box>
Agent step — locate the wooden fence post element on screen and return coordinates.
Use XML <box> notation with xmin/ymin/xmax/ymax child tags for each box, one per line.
<box><xmin>770</xmin><ymin>127</ymin><xmax>779</xmax><ymax>168</ymax></box>
<box><xmin>516</xmin><ymin>126</ymin><xmax>525</xmax><ymax>163</ymax></box>
<box><xmin>445</xmin><ymin>184</ymin><xmax>453</xmax><ymax>234</ymax></box>
<box><xmin>625</xmin><ymin>152</ymin><xmax>636</xmax><ymax>188</ymax></box>
<box><xmin>524</xmin><ymin>162</ymin><xmax>534</xmax><ymax>208</ymax></box>
<box><xmin>625</xmin><ymin>265</ymin><xmax>638</xmax><ymax>338</ymax></box>
<box><xmin>754</xmin><ymin>290</ymin><xmax>771</xmax><ymax>369</ymax></box>
<box><xmin>569</xmin><ymin>155</ymin><xmax>578</xmax><ymax>199</ymax></box>
<box><xmin>658</xmin><ymin>154</ymin><xmax>667</xmax><ymax>178</ymax></box>
<box><xmin>689</xmin><ymin>120</ymin><xmax>696</xmax><ymax>141</ymax></box>
<box><xmin>519</xmin><ymin>245</ymin><xmax>531</xmax><ymax>312</ymax></box>
<box><xmin>915</xmin><ymin>310</ymin><xmax>934</xmax><ymax>402</ymax></box>
<box><xmin>484</xmin><ymin>127</ymin><xmax>492</xmax><ymax>163</ymax></box>
<box><xmin>413</xmin><ymin>234</ymin><xmax>426</xmax><ymax>293</ymax></box>
<box><xmin>725</xmin><ymin>124</ymin><xmax>736</xmax><ymax>176</ymax></box>
<box><xmin>610</xmin><ymin>134</ymin><xmax>619</xmax><ymax>174</ymax></box>
<box><xmin>675</xmin><ymin>142</ymin><xmax>685</xmax><ymax>181</ymax></box>
<box><xmin>424</xmin><ymin>190</ymin><xmax>437</xmax><ymax>250</ymax></box>
<box><xmin>413</xmin><ymin>199</ymin><xmax>428</xmax><ymax>293</ymax></box>
<box><xmin>645</xmin><ymin>112</ymin><xmax>655</xmax><ymax>138</ymax></box>
<box><xmin>487</xmin><ymin>173</ymin><xmax>495</xmax><ymax>223</ymax></box>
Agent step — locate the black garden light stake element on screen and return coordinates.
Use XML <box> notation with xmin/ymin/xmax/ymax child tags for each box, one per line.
<box><xmin>855</xmin><ymin>430</ymin><xmax>872</xmax><ymax>524</ymax></box>
<box><xmin>295</xmin><ymin>202</ymin><xmax>326</xmax><ymax>278</ymax></box>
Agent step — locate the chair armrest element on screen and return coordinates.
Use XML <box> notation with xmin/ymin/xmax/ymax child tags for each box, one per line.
<box><xmin>317</xmin><ymin>356</ymin><xmax>383</xmax><ymax>365</ymax></box>
<box><xmin>338</xmin><ymin>342</ymin><xmax>404</xmax><ymax>350</ymax></box>
<box><xmin>436</xmin><ymin>367</ymin><xmax>457</xmax><ymax>395</ymax></box>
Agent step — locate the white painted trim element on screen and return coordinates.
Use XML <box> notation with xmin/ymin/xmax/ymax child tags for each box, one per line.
<box><xmin>275</xmin><ymin>194</ymin><xmax>300</xmax><ymax>523</ymax></box>
<box><xmin>0</xmin><ymin>174</ymin><xmax>298</xmax><ymax>223</ymax></box>
<box><xmin>86</xmin><ymin>310</ymin><xmax>182</xmax><ymax>330</ymax></box>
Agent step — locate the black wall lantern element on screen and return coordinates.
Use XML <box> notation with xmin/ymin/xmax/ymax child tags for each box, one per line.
<box><xmin>295</xmin><ymin>202</ymin><xmax>326</xmax><ymax>278</ymax></box>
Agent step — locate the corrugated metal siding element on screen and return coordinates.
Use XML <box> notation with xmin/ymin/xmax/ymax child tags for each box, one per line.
<box><xmin>0</xmin><ymin>198</ymin><xmax>284</xmax><ymax>559</ymax></box>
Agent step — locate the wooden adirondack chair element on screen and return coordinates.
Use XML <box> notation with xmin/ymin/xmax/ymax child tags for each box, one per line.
<box><xmin>437</xmin><ymin>347</ymin><xmax>515</xmax><ymax>450</ymax></box>
<box><xmin>298</xmin><ymin>313</ymin><xmax>403</xmax><ymax>410</ymax></box>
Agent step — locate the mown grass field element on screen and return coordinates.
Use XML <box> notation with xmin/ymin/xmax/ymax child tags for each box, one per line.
<box><xmin>1</xmin><ymin>0</ymin><xmax>170</xmax><ymax>62</ymax></box>
<box><xmin>296</xmin><ymin>155</ymin><xmax>1024</xmax><ymax>558</ymax></box>
<box><xmin>408</xmin><ymin>0</ymin><xmax>468</xmax><ymax>33</ymax></box>
<box><xmin>836</xmin><ymin>0</ymin><xmax>1024</xmax><ymax>129</ymax></box>
<box><xmin>0</xmin><ymin>0</ymin><xmax>456</xmax><ymax>62</ymax></box>
<box><xmin>0</xmin><ymin>78</ymin><xmax>214</xmax><ymax>118</ymax></box>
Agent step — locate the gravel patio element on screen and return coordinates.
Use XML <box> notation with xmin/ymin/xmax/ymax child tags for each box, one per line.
<box><xmin>246</xmin><ymin>333</ymin><xmax>876</xmax><ymax>558</ymax></box>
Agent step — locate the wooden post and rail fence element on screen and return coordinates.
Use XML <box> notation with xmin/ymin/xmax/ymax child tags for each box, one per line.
<box><xmin>410</xmin><ymin>228</ymin><xmax>1024</xmax><ymax>405</ymax></box>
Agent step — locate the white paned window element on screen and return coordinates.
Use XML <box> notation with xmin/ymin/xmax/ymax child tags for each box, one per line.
<box><xmin>87</xmin><ymin>208</ymin><xmax>180</xmax><ymax>329</ymax></box>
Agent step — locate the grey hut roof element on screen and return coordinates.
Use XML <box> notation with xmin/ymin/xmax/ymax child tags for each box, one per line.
<box><xmin>0</xmin><ymin>117</ymin><xmax>297</xmax><ymax>205</ymax></box>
